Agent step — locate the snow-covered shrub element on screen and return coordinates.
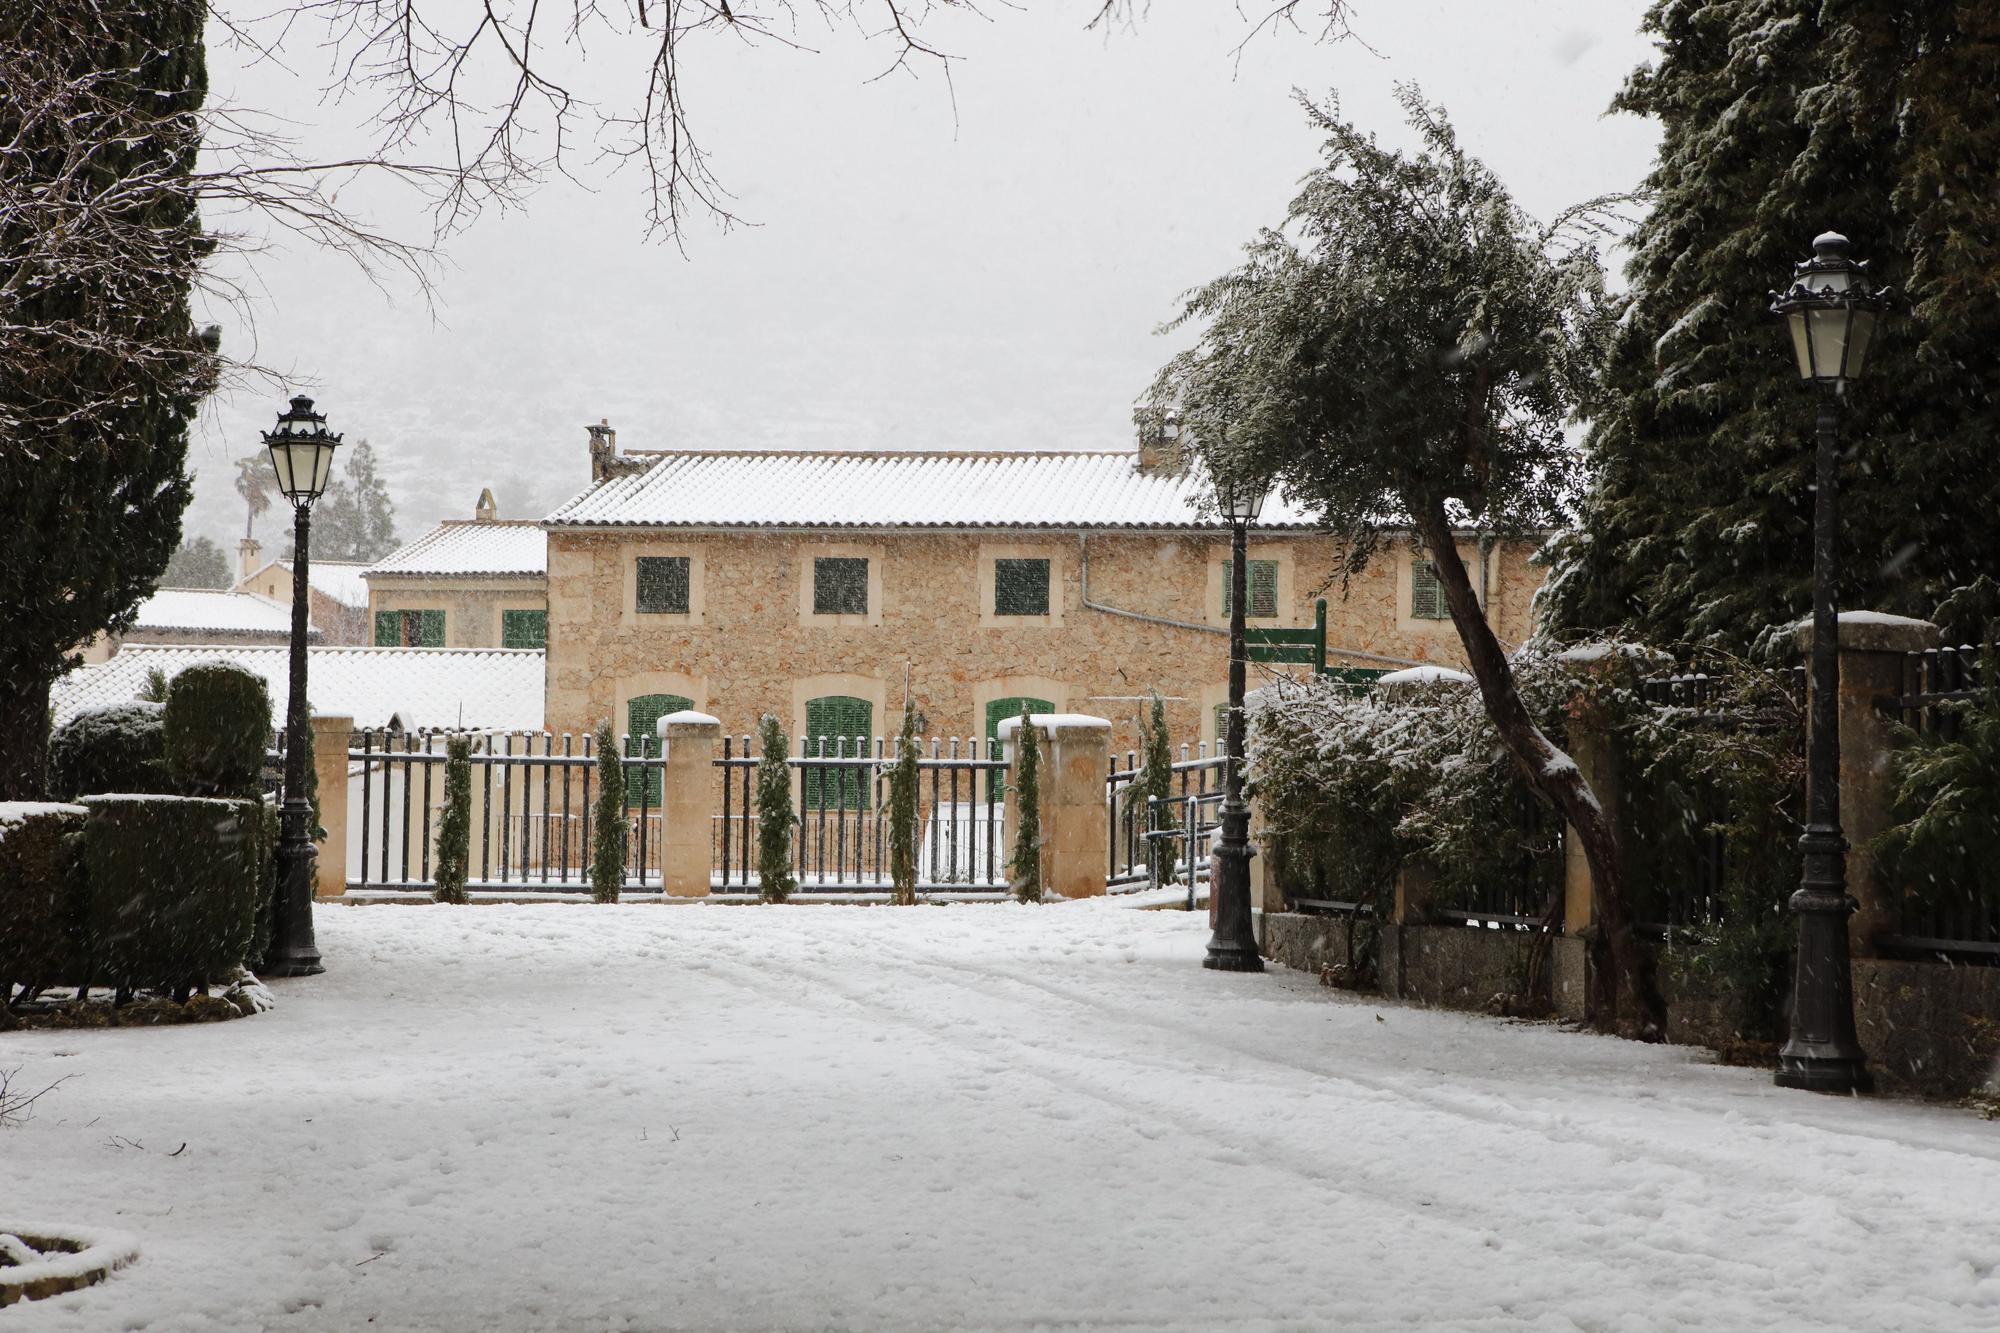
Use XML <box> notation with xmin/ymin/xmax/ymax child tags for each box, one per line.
<box><xmin>0</xmin><ymin>803</ymin><xmax>88</xmax><ymax>1001</ymax></box>
<box><xmin>80</xmin><ymin>795</ymin><xmax>261</xmax><ymax>993</ymax></box>
<box><xmin>591</xmin><ymin>721</ymin><xmax>624</xmax><ymax>902</ymax></box>
<box><xmin>1875</xmin><ymin>682</ymin><xmax>2000</xmax><ymax>942</ymax></box>
<box><xmin>163</xmin><ymin>663</ymin><xmax>271</xmax><ymax>797</ymax></box>
<box><xmin>885</xmin><ymin>703</ymin><xmax>919</xmax><ymax>905</ymax></box>
<box><xmin>47</xmin><ymin>702</ymin><xmax>172</xmax><ymax>800</ymax></box>
<box><xmin>434</xmin><ymin>734</ymin><xmax>472</xmax><ymax>904</ymax></box>
<box><xmin>1124</xmin><ymin>693</ymin><xmax>1179</xmax><ymax>887</ymax></box>
<box><xmin>755</xmin><ymin>715</ymin><xmax>797</xmax><ymax>903</ymax></box>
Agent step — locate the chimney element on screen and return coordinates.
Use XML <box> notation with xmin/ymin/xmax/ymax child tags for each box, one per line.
<box><xmin>588</xmin><ymin>418</ymin><xmax>617</xmax><ymax>483</ymax></box>
<box><xmin>475</xmin><ymin>487</ymin><xmax>498</xmax><ymax>522</ymax></box>
<box><xmin>238</xmin><ymin>535</ymin><xmax>262</xmax><ymax>581</ymax></box>
<box><xmin>1133</xmin><ymin>406</ymin><xmax>1183</xmax><ymax>475</ymax></box>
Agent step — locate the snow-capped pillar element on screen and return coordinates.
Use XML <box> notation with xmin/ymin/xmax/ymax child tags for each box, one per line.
<box><xmin>311</xmin><ymin>714</ymin><xmax>353</xmax><ymax>898</ymax></box>
<box><xmin>1797</xmin><ymin>612</ymin><xmax>1940</xmax><ymax>955</ymax></box>
<box><xmin>658</xmin><ymin>711</ymin><xmax>721</xmax><ymax>898</ymax></box>
<box><xmin>1000</xmin><ymin>714</ymin><xmax>1113</xmax><ymax>898</ymax></box>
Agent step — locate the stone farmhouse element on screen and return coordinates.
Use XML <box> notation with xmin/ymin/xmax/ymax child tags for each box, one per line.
<box><xmin>233</xmin><ymin>537</ymin><xmax>372</xmax><ymax>645</ymax></box>
<box><xmin>77</xmin><ymin>586</ymin><xmax>320</xmax><ymax>664</ymax></box>
<box><xmin>526</xmin><ymin>424</ymin><xmax>1544</xmax><ymax>755</ymax></box>
<box><xmin>362</xmin><ymin>488</ymin><xmax>549</xmax><ymax>650</ymax></box>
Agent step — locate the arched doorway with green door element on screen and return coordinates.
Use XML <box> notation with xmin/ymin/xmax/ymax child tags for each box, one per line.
<box><xmin>626</xmin><ymin>692</ymin><xmax>693</xmax><ymax>808</ymax></box>
<box><xmin>985</xmin><ymin>695</ymin><xmax>1053</xmax><ymax>802</ymax></box>
<box><xmin>803</xmin><ymin>694</ymin><xmax>874</xmax><ymax>810</ymax></box>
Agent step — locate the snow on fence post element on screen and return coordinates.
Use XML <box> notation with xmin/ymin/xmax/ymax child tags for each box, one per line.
<box><xmin>1796</xmin><ymin>612</ymin><xmax>1941</xmax><ymax>956</ymax></box>
<box><xmin>999</xmin><ymin>714</ymin><xmax>1112</xmax><ymax>899</ymax></box>
<box><xmin>310</xmin><ymin>714</ymin><xmax>353</xmax><ymax>898</ymax></box>
<box><xmin>658</xmin><ymin>711</ymin><xmax>720</xmax><ymax>898</ymax></box>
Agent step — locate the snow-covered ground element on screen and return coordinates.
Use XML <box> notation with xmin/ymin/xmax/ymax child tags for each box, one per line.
<box><xmin>4</xmin><ymin>901</ymin><xmax>1997</xmax><ymax>1332</ymax></box>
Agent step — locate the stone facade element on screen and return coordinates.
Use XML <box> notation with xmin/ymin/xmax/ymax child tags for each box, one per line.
<box><xmin>365</xmin><ymin>575</ymin><xmax>548</xmax><ymax>649</ymax></box>
<box><xmin>543</xmin><ymin>526</ymin><xmax>1544</xmax><ymax>751</ymax></box>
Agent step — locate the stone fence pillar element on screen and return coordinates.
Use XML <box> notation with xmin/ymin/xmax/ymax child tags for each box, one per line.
<box><xmin>999</xmin><ymin>714</ymin><xmax>1112</xmax><ymax>899</ymax></box>
<box><xmin>310</xmin><ymin>713</ymin><xmax>353</xmax><ymax>899</ymax></box>
<box><xmin>1797</xmin><ymin>611</ymin><xmax>1940</xmax><ymax>955</ymax></box>
<box><xmin>658</xmin><ymin>711</ymin><xmax>720</xmax><ymax>898</ymax></box>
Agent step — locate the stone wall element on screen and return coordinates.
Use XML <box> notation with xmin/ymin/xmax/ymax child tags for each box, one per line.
<box><xmin>1260</xmin><ymin>912</ymin><xmax>1537</xmax><ymax>1012</ymax></box>
<box><xmin>544</xmin><ymin>529</ymin><xmax>1544</xmax><ymax>748</ymax></box>
<box><xmin>367</xmin><ymin>577</ymin><xmax>548</xmax><ymax>649</ymax></box>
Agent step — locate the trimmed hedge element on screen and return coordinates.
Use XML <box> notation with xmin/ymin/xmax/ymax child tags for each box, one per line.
<box><xmin>48</xmin><ymin>703</ymin><xmax>173</xmax><ymax>800</ymax></box>
<box><xmin>81</xmin><ymin>796</ymin><xmax>261</xmax><ymax>992</ymax></box>
<box><xmin>164</xmin><ymin>663</ymin><xmax>271</xmax><ymax>797</ymax></box>
<box><xmin>0</xmin><ymin>803</ymin><xmax>89</xmax><ymax>997</ymax></box>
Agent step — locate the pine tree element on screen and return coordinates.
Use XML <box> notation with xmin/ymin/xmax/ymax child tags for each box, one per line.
<box><xmin>434</xmin><ymin>734</ymin><xmax>472</xmax><ymax>903</ymax></box>
<box><xmin>0</xmin><ymin>1</ymin><xmax>215</xmax><ymax>799</ymax></box>
<box><xmin>887</xmin><ymin>700</ymin><xmax>921</xmax><ymax>905</ymax></box>
<box><xmin>591</xmin><ymin>720</ymin><xmax>625</xmax><ymax>902</ymax></box>
<box><xmin>756</xmin><ymin>715</ymin><xmax>798</xmax><ymax>903</ymax></box>
<box><xmin>307</xmin><ymin>439</ymin><xmax>401</xmax><ymax>562</ymax></box>
<box><xmin>163</xmin><ymin>536</ymin><xmax>230</xmax><ymax>588</ymax></box>
<box><xmin>1544</xmin><ymin>0</ymin><xmax>2000</xmax><ymax>653</ymax></box>
<box><xmin>1010</xmin><ymin>708</ymin><xmax>1043</xmax><ymax>904</ymax></box>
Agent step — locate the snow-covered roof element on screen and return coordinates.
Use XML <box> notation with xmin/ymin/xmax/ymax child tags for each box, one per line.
<box><xmin>544</xmin><ymin>450</ymin><xmax>1321</xmax><ymax>531</ymax></box>
<box><xmin>365</xmin><ymin>521</ymin><xmax>548</xmax><ymax>579</ymax></box>
<box><xmin>52</xmin><ymin>645</ymin><xmax>546</xmax><ymax>731</ymax></box>
<box><xmin>245</xmin><ymin>559</ymin><xmax>372</xmax><ymax>609</ymax></box>
<box><xmin>132</xmin><ymin>588</ymin><xmax>306</xmax><ymax>636</ymax></box>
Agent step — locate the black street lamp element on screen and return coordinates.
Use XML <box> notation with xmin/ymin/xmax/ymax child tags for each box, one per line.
<box><xmin>1204</xmin><ymin>470</ymin><xmax>1267</xmax><ymax>974</ymax></box>
<box><xmin>262</xmin><ymin>394</ymin><xmax>341</xmax><ymax>978</ymax></box>
<box><xmin>1769</xmin><ymin>233</ymin><xmax>1889</xmax><ymax>1092</ymax></box>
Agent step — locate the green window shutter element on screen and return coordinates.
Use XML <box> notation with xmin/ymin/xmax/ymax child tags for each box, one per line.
<box><xmin>984</xmin><ymin>695</ymin><xmax>1053</xmax><ymax>800</ymax></box>
<box><xmin>1222</xmin><ymin>560</ymin><xmax>1279</xmax><ymax>619</ymax></box>
<box><xmin>993</xmin><ymin>558</ymin><xmax>1051</xmax><ymax>616</ymax></box>
<box><xmin>812</xmin><ymin>557</ymin><xmax>869</xmax><ymax>616</ymax></box>
<box><xmin>1411</xmin><ymin>561</ymin><xmax>1449</xmax><ymax>620</ymax></box>
<box><xmin>803</xmin><ymin>695</ymin><xmax>873</xmax><ymax>809</ymax></box>
<box><xmin>416</xmin><ymin>609</ymin><xmax>446</xmax><ymax>646</ymax></box>
<box><xmin>374</xmin><ymin>610</ymin><xmax>401</xmax><ymax>646</ymax></box>
<box><xmin>625</xmin><ymin>692</ymin><xmax>693</xmax><ymax>807</ymax></box>
<box><xmin>501</xmin><ymin>609</ymin><xmax>547</xmax><ymax>650</ymax></box>
<box><xmin>635</xmin><ymin>556</ymin><xmax>691</xmax><ymax>614</ymax></box>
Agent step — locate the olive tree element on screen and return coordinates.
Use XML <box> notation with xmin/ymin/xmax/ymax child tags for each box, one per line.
<box><xmin>1152</xmin><ymin>89</ymin><xmax>1664</xmax><ymax>1037</ymax></box>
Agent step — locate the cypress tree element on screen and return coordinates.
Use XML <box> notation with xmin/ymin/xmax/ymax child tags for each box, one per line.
<box><xmin>1010</xmin><ymin>709</ymin><xmax>1043</xmax><ymax>904</ymax></box>
<box><xmin>1134</xmin><ymin>692</ymin><xmax>1179</xmax><ymax>887</ymax></box>
<box><xmin>434</xmin><ymin>734</ymin><xmax>472</xmax><ymax>904</ymax></box>
<box><xmin>1544</xmin><ymin>0</ymin><xmax>2000</xmax><ymax>654</ymax></box>
<box><xmin>756</xmin><ymin>715</ymin><xmax>798</xmax><ymax>903</ymax></box>
<box><xmin>0</xmin><ymin>1</ymin><xmax>216</xmax><ymax>798</ymax></box>
<box><xmin>591</xmin><ymin>720</ymin><xmax>625</xmax><ymax>902</ymax></box>
<box><xmin>887</xmin><ymin>700</ymin><xmax>921</xmax><ymax>905</ymax></box>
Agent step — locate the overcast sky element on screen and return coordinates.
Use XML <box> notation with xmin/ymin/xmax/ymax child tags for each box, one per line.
<box><xmin>189</xmin><ymin>0</ymin><xmax>1661</xmax><ymax>557</ymax></box>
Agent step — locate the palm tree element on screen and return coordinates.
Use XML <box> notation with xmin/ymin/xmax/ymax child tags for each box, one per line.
<box><xmin>234</xmin><ymin>453</ymin><xmax>276</xmax><ymax>539</ymax></box>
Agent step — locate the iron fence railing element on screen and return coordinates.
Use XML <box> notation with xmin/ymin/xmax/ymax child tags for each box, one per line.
<box><xmin>711</xmin><ymin>735</ymin><xmax>1009</xmax><ymax>893</ymax></box>
<box><xmin>1106</xmin><ymin>746</ymin><xmax>1226</xmax><ymax>891</ymax></box>
<box><xmin>345</xmin><ymin>729</ymin><xmax>667</xmax><ymax>891</ymax></box>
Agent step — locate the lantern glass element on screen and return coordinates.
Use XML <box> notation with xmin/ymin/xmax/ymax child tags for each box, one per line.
<box><xmin>268</xmin><ymin>438</ymin><xmax>337</xmax><ymax>503</ymax></box>
<box><xmin>1219</xmin><ymin>477</ymin><xmax>1267</xmax><ymax>524</ymax></box>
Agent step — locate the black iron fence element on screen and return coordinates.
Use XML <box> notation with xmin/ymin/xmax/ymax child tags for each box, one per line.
<box><xmin>711</xmin><ymin>735</ymin><xmax>1009</xmax><ymax>893</ymax></box>
<box><xmin>346</xmin><ymin>729</ymin><xmax>667</xmax><ymax>891</ymax></box>
<box><xmin>1106</xmin><ymin>746</ymin><xmax>1226</xmax><ymax>892</ymax></box>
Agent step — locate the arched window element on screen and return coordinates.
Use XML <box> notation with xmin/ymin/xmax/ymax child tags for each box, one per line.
<box><xmin>626</xmin><ymin>692</ymin><xmax>692</xmax><ymax>807</ymax></box>
<box><xmin>985</xmin><ymin>695</ymin><xmax>1053</xmax><ymax>800</ymax></box>
<box><xmin>803</xmin><ymin>695</ymin><xmax>873</xmax><ymax>809</ymax></box>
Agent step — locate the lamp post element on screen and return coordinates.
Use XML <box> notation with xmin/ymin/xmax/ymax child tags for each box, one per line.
<box><xmin>262</xmin><ymin>394</ymin><xmax>341</xmax><ymax>978</ymax></box>
<box><xmin>1769</xmin><ymin>232</ymin><xmax>1889</xmax><ymax>1092</ymax></box>
<box><xmin>1204</xmin><ymin>471</ymin><xmax>1266</xmax><ymax>973</ymax></box>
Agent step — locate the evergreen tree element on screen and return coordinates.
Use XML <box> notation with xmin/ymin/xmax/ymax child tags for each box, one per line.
<box><xmin>434</xmin><ymin>734</ymin><xmax>472</xmax><ymax>904</ymax></box>
<box><xmin>1544</xmin><ymin>0</ymin><xmax>2000</xmax><ymax>654</ymax></box>
<box><xmin>591</xmin><ymin>720</ymin><xmax>625</xmax><ymax>902</ymax></box>
<box><xmin>307</xmin><ymin>439</ymin><xmax>401</xmax><ymax>562</ymax></box>
<box><xmin>756</xmin><ymin>715</ymin><xmax>798</xmax><ymax>902</ymax></box>
<box><xmin>1154</xmin><ymin>91</ymin><xmax>1664</xmax><ymax>1038</ymax></box>
<box><xmin>1130</xmin><ymin>692</ymin><xmax>1179</xmax><ymax>887</ymax></box>
<box><xmin>163</xmin><ymin>535</ymin><xmax>231</xmax><ymax>588</ymax></box>
<box><xmin>0</xmin><ymin>0</ymin><xmax>215</xmax><ymax>799</ymax></box>
<box><xmin>1010</xmin><ymin>709</ymin><xmax>1043</xmax><ymax>904</ymax></box>
<box><xmin>887</xmin><ymin>700</ymin><xmax>921</xmax><ymax>905</ymax></box>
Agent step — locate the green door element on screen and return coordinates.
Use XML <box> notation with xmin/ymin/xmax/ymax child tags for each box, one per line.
<box><xmin>626</xmin><ymin>693</ymin><xmax>692</xmax><ymax>807</ymax></box>
<box><xmin>803</xmin><ymin>695</ymin><xmax>873</xmax><ymax>810</ymax></box>
<box><xmin>986</xmin><ymin>696</ymin><xmax>1053</xmax><ymax>800</ymax></box>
